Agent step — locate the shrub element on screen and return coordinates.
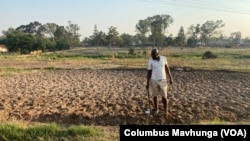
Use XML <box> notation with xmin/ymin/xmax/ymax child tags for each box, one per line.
<box><xmin>202</xmin><ymin>51</ymin><xmax>218</xmax><ymax>59</ymax></box>
<box><xmin>128</xmin><ymin>47</ymin><xmax>135</xmax><ymax>55</ymax></box>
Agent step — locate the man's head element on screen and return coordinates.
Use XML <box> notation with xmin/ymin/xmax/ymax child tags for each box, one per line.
<box><xmin>151</xmin><ymin>49</ymin><xmax>160</xmax><ymax>61</ymax></box>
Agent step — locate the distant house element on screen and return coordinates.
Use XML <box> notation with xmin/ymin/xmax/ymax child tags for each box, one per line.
<box><xmin>0</xmin><ymin>45</ymin><xmax>8</xmax><ymax>52</ymax></box>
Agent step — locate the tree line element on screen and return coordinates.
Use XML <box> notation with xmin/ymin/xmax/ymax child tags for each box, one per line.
<box><xmin>0</xmin><ymin>21</ymin><xmax>80</xmax><ymax>54</ymax></box>
<box><xmin>0</xmin><ymin>14</ymin><xmax>249</xmax><ymax>54</ymax></box>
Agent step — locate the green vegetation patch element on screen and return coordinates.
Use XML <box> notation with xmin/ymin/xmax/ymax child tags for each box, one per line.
<box><xmin>0</xmin><ymin>123</ymin><xmax>103</xmax><ymax>141</ymax></box>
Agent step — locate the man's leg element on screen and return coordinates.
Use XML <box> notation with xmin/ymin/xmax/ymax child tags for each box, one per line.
<box><xmin>162</xmin><ymin>97</ymin><xmax>168</xmax><ymax>113</ymax></box>
<box><xmin>153</xmin><ymin>96</ymin><xmax>159</xmax><ymax>113</ymax></box>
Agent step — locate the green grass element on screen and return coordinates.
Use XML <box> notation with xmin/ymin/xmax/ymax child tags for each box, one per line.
<box><xmin>0</xmin><ymin>46</ymin><xmax>250</xmax><ymax>75</ymax></box>
<box><xmin>51</xmin><ymin>46</ymin><xmax>250</xmax><ymax>71</ymax></box>
<box><xmin>0</xmin><ymin>122</ymin><xmax>115</xmax><ymax>141</ymax></box>
<box><xmin>159</xmin><ymin>47</ymin><xmax>250</xmax><ymax>72</ymax></box>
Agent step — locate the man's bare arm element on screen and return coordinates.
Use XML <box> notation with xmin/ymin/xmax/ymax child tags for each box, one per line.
<box><xmin>165</xmin><ymin>64</ymin><xmax>173</xmax><ymax>84</ymax></box>
<box><xmin>146</xmin><ymin>70</ymin><xmax>152</xmax><ymax>89</ymax></box>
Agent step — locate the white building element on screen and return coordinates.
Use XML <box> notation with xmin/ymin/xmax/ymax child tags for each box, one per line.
<box><xmin>0</xmin><ymin>45</ymin><xmax>8</xmax><ymax>52</ymax></box>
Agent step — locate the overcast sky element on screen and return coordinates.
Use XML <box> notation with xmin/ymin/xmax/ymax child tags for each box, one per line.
<box><xmin>1</xmin><ymin>0</ymin><xmax>250</xmax><ymax>40</ymax></box>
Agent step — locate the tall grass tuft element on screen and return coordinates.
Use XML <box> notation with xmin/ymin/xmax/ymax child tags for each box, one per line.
<box><xmin>0</xmin><ymin>123</ymin><xmax>104</xmax><ymax>141</ymax></box>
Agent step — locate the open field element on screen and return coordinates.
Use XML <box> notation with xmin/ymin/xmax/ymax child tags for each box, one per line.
<box><xmin>1</xmin><ymin>46</ymin><xmax>250</xmax><ymax>74</ymax></box>
<box><xmin>0</xmin><ymin>47</ymin><xmax>249</xmax><ymax>140</ymax></box>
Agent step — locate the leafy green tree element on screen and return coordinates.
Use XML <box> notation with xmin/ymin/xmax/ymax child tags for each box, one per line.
<box><xmin>66</xmin><ymin>21</ymin><xmax>81</xmax><ymax>47</ymax></box>
<box><xmin>2</xmin><ymin>28</ymin><xmax>23</xmax><ymax>52</ymax></box>
<box><xmin>200</xmin><ymin>20</ymin><xmax>225</xmax><ymax>44</ymax></box>
<box><xmin>187</xmin><ymin>24</ymin><xmax>201</xmax><ymax>46</ymax></box>
<box><xmin>16</xmin><ymin>21</ymin><xmax>43</xmax><ymax>36</ymax></box>
<box><xmin>54</xmin><ymin>26</ymin><xmax>67</xmax><ymax>41</ymax></box>
<box><xmin>93</xmin><ymin>31</ymin><xmax>106</xmax><ymax>46</ymax></box>
<box><xmin>187</xmin><ymin>37</ymin><xmax>196</xmax><ymax>47</ymax></box>
<box><xmin>91</xmin><ymin>24</ymin><xmax>100</xmax><ymax>46</ymax></box>
<box><xmin>165</xmin><ymin>35</ymin><xmax>175</xmax><ymax>46</ymax></box>
<box><xmin>17</xmin><ymin>34</ymin><xmax>36</xmax><ymax>54</ymax></box>
<box><xmin>43</xmin><ymin>23</ymin><xmax>59</xmax><ymax>40</ymax></box>
<box><xmin>56</xmin><ymin>40</ymin><xmax>70</xmax><ymax>50</ymax></box>
<box><xmin>106</xmin><ymin>26</ymin><xmax>122</xmax><ymax>47</ymax></box>
<box><xmin>4</xmin><ymin>28</ymin><xmax>36</xmax><ymax>54</ymax></box>
<box><xmin>230</xmin><ymin>31</ymin><xmax>241</xmax><ymax>45</ymax></box>
<box><xmin>33</xmin><ymin>38</ymin><xmax>56</xmax><ymax>52</ymax></box>
<box><xmin>147</xmin><ymin>14</ymin><xmax>174</xmax><ymax>47</ymax></box>
<box><xmin>175</xmin><ymin>26</ymin><xmax>186</xmax><ymax>46</ymax></box>
<box><xmin>44</xmin><ymin>39</ymin><xmax>56</xmax><ymax>51</ymax></box>
<box><xmin>82</xmin><ymin>37</ymin><xmax>92</xmax><ymax>46</ymax></box>
<box><xmin>2</xmin><ymin>21</ymin><xmax>80</xmax><ymax>53</ymax></box>
<box><xmin>133</xmin><ymin>34</ymin><xmax>142</xmax><ymax>46</ymax></box>
<box><xmin>0</xmin><ymin>36</ymin><xmax>4</xmax><ymax>44</ymax></box>
<box><xmin>243</xmin><ymin>37</ymin><xmax>250</xmax><ymax>47</ymax></box>
<box><xmin>120</xmin><ymin>33</ymin><xmax>134</xmax><ymax>47</ymax></box>
<box><xmin>89</xmin><ymin>25</ymin><xmax>107</xmax><ymax>46</ymax></box>
<box><xmin>135</xmin><ymin>19</ymin><xmax>150</xmax><ymax>46</ymax></box>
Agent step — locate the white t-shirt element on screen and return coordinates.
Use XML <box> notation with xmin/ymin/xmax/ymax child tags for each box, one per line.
<box><xmin>147</xmin><ymin>55</ymin><xmax>168</xmax><ymax>80</ymax></box>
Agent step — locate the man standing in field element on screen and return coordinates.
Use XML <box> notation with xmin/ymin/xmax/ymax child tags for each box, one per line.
<box><xmin>146</xmin><ymin>48</ymin><xmax>173</xmax><ymax>115</ymax></box>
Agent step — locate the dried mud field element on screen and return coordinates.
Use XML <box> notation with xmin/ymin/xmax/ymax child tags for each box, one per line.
<box><xmin>0</xmin><ymin>69</ymin><xmax>249</xmax><ymax>125</ymax></box>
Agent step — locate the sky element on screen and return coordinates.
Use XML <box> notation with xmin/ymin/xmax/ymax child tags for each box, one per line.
<box><xmin>1</xmin><ymin>0</ymin><xmax>250</xmax><ymax>40</ymax></box>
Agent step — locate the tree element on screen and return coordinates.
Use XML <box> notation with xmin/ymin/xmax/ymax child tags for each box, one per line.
<box><xmin>135</xmin><ymin>19</ymin><xmax>150</xmax><ymax>46</ymax></box>
<box><xmin>165</xmin><ymin>34</ymin><xmax>175</xmax><ymax>46</ymax></box>
<box><xmin>82</xmin><ymin>37</ymin><xmax>92</xmax><ymax>46</ymax></box>
<box><xmin>120</xmin><ymin>33</ymin><xmax>134</xmax><ymax>47</ymax></box>
<box><xmin>54</xmin><ymin>26</ymin><xmax>67</xmax><ymax>41</ymax></box>
<box><xmin>200</xmin><ymin>20</ymin><xmax>225</xmax><ymax>44</ymax></box>
<box><xmin>106</xmin><ymin>26</ymin><xmax>122</xmax><ymax>47</ymax></box>
<box><xmin>66</xmin><ymin>21</ymin><xmax>81</xmax><ymax>47</ymax></box>
<box><xmin>2</xmin><ymin>21</ymin><xmax>81</xmax><ymax>52</ymax></box>
<box><xmin>43</xmin><ymin>23</ymin><xmax>58</xmax><ymax>40</ymax></box>
<box><xmin>18</xmin><ymin>34</ymin><xmax>36</xmax><ymax>54</ymax></box>
<box><xmin>3</xmin><ymin>28</ymin><xmax>37</xmax><ymax>54</ymax></box>
<box><xmin>187</xmin><ymin>24</ymin><xmax>201</xmax><ymax>46</ymax></box>
<box><xmin>92</xmin><ymin>31</ymin><xmax>106</xmax><ymax>46</ymax></box>
<box><xmin>230</xmin><ymin>31</ymin><xmax>241</xmax><ymax>46</ymax></box>
<box><xmin>175</xmin><ymin>26</ymin><xmax>186</xmax><ymax>46</ymax></box>
<box><xmin>55</xmin><ymin>40</ymin><xmax>70</xmax><ymax>50</ymax></box>
<box><xmin>33</xmin><ymin>38</ymin><xmax>56</xmax><ymax>52</ymax></box>
<box><xmin>3</xmin><ymin>28</ymin><xmax>22</xmax><ymax>52</ymax></box>
<box><xmin>187</xmin><ymin>38</ymin><xmax>195</xmax><ymax>47</ymax></box>
<box><xmin>90</xmin><ymin>25</ymin><xmax>107</xmax><ymax>46</ymax></box>
<box><xmin>16</xmin><ymin>21</ymin><xmax>43</xmax><ymax>37</ymax></box>
<box><xmin>147</xmin><ymin>14</ymin><xmax>174</xmax><ymax>47</ymax></box>
<box><xmin>91</xmin><ymin>24</ymin><xmax>100</xmax><ymax>46</ymax></box>
<box><xmin>243</xmin><ymin>37</ymin><xmax>250</xmax><ymax>47</ymax></box>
